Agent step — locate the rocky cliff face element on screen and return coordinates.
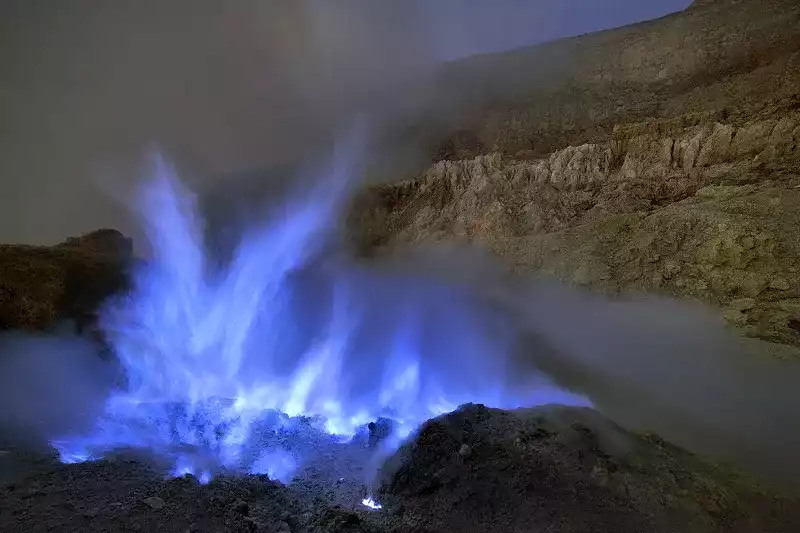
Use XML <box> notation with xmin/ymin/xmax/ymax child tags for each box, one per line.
<box><xmin>351</xmin><ymin>0</ymin><xmax>800</xmax><ymax>348</ymax></box>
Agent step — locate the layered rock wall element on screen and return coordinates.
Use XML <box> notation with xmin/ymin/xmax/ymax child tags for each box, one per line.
<box><xmin>353</xmin><ymin>99</ymin><xmax>800</xmax><ymax>345</ymax></box>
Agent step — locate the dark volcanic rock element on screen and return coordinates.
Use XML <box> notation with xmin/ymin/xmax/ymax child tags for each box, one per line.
<box><xmin>2</xmin><ymin>405</ymin><xmax>797</xmax><ymax>532</ymax></box>
<box><xmin>0</xmin><ymin>230</ymin><xmax>132</xmax><ymax>332</ymax></box>
<box><xmin>378</xmin><ymin>404</ymin><xmax>800</xmax><ymax>533</ymax></box>
<box><xmin>0</xmin><ymin>458</ymin><xmax>307</xmax><ymax>533</ymax></box>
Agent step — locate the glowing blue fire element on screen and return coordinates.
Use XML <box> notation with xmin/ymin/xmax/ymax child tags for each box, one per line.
<box><xmin>362</xmin><ymin>497</ymin><xmax>383</xmax><ymax>510</ymax></box>
<box><xmin>52</xmin><ymin>134</ymin><xmax>589</xmax><ymax>489</ymax></box>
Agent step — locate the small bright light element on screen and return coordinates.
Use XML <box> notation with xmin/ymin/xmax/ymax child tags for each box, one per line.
<box><xmin>361</xmin><ymin>497</ymin><xmax>383</xmax><ymax>510</ymax></box>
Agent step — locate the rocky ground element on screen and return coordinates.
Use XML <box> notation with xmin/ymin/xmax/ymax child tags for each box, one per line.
<box><xmin>2</xmin><ymin>404</ymin><xmax>798</xmax><ymax>533</ymax></box>
<box><xmin>3</xmin><ymin>0</ymin><xmax>800</xmax><ymax>531</ymax></box>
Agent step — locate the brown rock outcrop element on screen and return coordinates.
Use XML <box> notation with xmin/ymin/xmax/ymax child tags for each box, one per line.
<box><xmin>0</xmin><ymin>230</ymin><xmax>132</xmax><ymax>332</ymax></box>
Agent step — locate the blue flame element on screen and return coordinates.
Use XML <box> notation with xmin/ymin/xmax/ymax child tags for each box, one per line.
<box><xmin>362</xmin><ymin>497</ymin><xmax>383</xmax><ymax>510</ymax></box>
<box><xmin>52</xmin><ymin>132</ymin><xmax>590</xmax><ymax>485</ymax></box>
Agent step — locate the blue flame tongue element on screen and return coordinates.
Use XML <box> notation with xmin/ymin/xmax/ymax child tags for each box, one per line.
<box><xmin>361</xmin><ymin>497</ymin><xmax>382</xmax><ymax>510</ymax></box>
<box><xmin>52</xmin><ymin>136</ymin><xmax>590</xmax><ymax>484</ymax></box>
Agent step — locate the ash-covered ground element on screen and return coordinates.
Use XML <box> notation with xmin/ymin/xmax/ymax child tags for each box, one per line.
<box><xmin>2</xmin><ymin>404</ymin><xmax>798</xmax><ymax>533</ymax></box>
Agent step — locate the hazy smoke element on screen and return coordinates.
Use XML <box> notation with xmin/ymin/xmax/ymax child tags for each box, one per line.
<box><xmin>379</xmin><ymin>245</ymin><xmax>800</xmax><ymax>493</ymax></box>
<box><xmin>0</xmin><ymin>330</ymin><xmax>118</xmax><ymax>452</ymax></box>
<box><xmin>502</xmin><ymin>281</ymin><xmax>800</xmax><ymax>492</ymax></box>
<box><xmin>0</xmin><ymin>0</ymin><xmax>690</xmax><ymax>245</ymax></box>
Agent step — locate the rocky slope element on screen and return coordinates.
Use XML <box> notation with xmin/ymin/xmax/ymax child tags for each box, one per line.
<box><xmin>0</xmin><ymin>229</ymin><xmax>133</xmax><ymax>332</ymax></box>
<box><xmin>351</xmin><ymin>0</ymin><xmax>800</xmax><ymax>348</ymax></box>
<box><xmin>378</xmin><ymin>404</ymin><xmax>799</xmax><ymax>533</ymax></box>
<box><xmin>2</xmin><ymin>405</ymin><xmax>798</xmax><ymax>533</ymax></box>
<box><xmin>419</xmin><ymin>0</ymin><xmax>800</xmax><ymax>161</ymax></box>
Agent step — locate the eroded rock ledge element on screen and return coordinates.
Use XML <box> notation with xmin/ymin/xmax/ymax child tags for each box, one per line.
<box><xmin>352</xmin><ymin>99</ymin><xmax>800</xmax><ymax>346</ymax></box>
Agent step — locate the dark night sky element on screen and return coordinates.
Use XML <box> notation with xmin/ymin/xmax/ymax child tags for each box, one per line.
<box><xmin>0</xmin><ymin>0</ymin><xmax>691</xmax><ymax>245</ymax></box>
